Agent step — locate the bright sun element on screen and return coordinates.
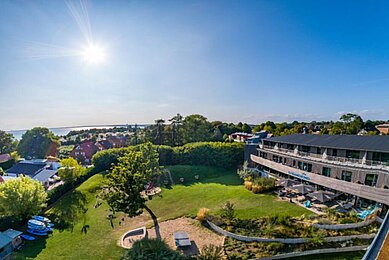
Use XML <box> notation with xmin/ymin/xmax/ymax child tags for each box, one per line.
<box><xmin>82</xmin><ymin>44</ymin><xmax>106</xmax><ymax>64</ymax></box>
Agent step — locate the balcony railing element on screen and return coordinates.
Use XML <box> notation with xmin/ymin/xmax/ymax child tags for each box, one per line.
<box><xmin>260</xmin><ymin>145</ymin><xmax>389</xmax><ymax>169</ymax></box>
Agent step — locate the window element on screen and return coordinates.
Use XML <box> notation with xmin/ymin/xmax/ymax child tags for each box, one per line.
<box><xmin>341</xmin><ymin>171</ymin><xmax>352</xmax><ymax>182</ymax></box>
<box><xmin>287</xmin><ymin>144</ymin><xmax>294</xmax><ymax>150</ymax></box>
<box><xmin>365</xmin><ymin>174</ymin><xmax>378</xmax><ymax>187</ymax></box>
<box><xmin>301</xmin><ymin>146</ymin><xmax>310</xmax><ymax>153</ymax></box>
<box><xmin>260</xmin><ymin>152</ymin><xmax>268</xmax><ymax>159</ymax></box>
<box><xmin>332</xmin><ymin>149</ymin><xmax>338</xmax><ymax>157</ymax></box>
<box><xmin>293</xmin><ymin>160</ymin><xmax>296</xmax><ymax>167</ymax></box>
<box><xmin>283</xmin><ymin>158</ymin><xmax>287</xmax><ymax>164</ymax></box>
<box><xmin>317</xmin><ymin>148</ymin><xmax>322</xmax><ymax>155</ymax></box>
<box><xmin>298</xmin><ymin>161</ymin><xmax>312</xmax><ymax>172</ymax></box>
<box><xmin>346</xmin><ymin>150</ymin><xmax>360</xmax><ymax>159</ymax></box>
<box><xmin>273</xmin><ymin>155</ymin><xmax>279</xmax><ymax>162</ymax></box>
<box><xmin>373</xmin><ymin>152</ymin><xmax>389</xmax><ymax>163</ymax></box>
<box><xmin>322</xmin><ymin>167</ymin><xmax>331</xmax><ymax>177</ymax></box>
<box><xmin>298</xmin><ymin>161</ymin><xmax>303</xmax><ymax>170</ymax></box>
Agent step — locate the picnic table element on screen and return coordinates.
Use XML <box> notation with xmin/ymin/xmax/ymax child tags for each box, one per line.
<box><xmin>173</xmin><ymin>231</ymin><xmax>191</xmax><ymax>247</ymax></box>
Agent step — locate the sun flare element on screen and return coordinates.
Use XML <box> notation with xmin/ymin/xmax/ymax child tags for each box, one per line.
<box><xmin>82</xmin><ymin>44</ymin><xmax>106</xmax><ymax>64</ymax></box>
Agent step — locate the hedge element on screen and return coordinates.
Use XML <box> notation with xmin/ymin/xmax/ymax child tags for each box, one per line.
<box><xmin>91</xmin><ymin>142</ymin><xmax>244</xmax><ymax>172</ymax></box>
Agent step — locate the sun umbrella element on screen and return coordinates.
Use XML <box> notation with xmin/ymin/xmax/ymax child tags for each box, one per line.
<box><xmin>279</xmin><ymin>178</ymin><xmax>299</xmax><ymax>188</ymax></box>
<box><xmin>307</xmin><ymin>190</ymin><xmax>336</xmax><ymax>203</ymax></box>
<box><xmin>291</xmin><ymin>184</ymin><xmax>315</xmax><ymax>194</ymax></box>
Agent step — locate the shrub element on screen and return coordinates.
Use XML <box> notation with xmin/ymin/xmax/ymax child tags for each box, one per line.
<box><xmin>197</xmin><ymin>244</ymin><xmax>224</xmax><ymax>260</ymax></box>
<box><xmin>196</xmin><ymin>208</ymin><xmax>210</xmax><ymax>222</ymax></box>
<box><xmin>220</xmin><ymin>201</ymin><xmax>235</xmax><ymax>224</ymax></box>
<box><xmin>244</xmin><ymin>181</ymin><xmax>253</xmax><ymax>190</ymax></box>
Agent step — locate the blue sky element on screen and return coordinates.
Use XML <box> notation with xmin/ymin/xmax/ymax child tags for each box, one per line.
<box><xmin>1</xmin><ymin>0</ymin><xmax>389</xmax><ymax>130</ymax></box>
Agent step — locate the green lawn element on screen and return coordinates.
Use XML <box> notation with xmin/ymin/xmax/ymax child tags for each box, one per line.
<box><xmin>12</xmin><ymin>174</ymin><xmax>124</xmax><ymax>260</ymax></box>
<box><xmin>289</xmin><ymin>251</ymin><xmax>365</xmax><ymax>260</ymax></box>
<box><xmin>148</xmin><ymin>165</ymin><xmax>312</xmax><ymax>220</ymax></box>
<box><xmin>12</xmin><ymin>165</ymin><xmax>312</xmax><ymax>259</ymax></box>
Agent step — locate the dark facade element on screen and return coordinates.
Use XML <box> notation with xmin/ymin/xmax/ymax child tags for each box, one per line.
<box><xmin>248</xmin><ymin>134</ymin><xmax>389</xmax><ymax>205</ymax></box>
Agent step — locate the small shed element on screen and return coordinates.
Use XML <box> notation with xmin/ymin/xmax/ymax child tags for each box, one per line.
<box><xmin>3</xmin><ymin>229</ymin><xmax>23</xmax><ymax>248</ymax></box>
<box><xmin>0</xmin><ymin>232</ymin><xmax>13</xmax><ymax>259</ymax></box>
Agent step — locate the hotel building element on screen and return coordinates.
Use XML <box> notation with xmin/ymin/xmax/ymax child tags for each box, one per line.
<box><xmin>247</xmin><ymin>134</ymin><xmax>389</xmax><ymax>211</ymax></box>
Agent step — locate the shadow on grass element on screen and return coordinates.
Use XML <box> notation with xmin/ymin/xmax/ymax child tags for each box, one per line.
<box><xmin>47</xmin><ymin>190</ymin><xmax>88</xmax><ymax>233</ymax></box>
<box><xmin>14</xmin><ymin>236</ymin><xmax>47</xmax><ymax>259</ymax></box>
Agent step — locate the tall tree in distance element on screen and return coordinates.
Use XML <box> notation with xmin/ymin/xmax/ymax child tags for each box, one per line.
<box><xmin>17</xmin><ymin>127</ymin><xmax>59</xmax><ymax>159</ymax></box>
<box><xmin>169</xmin><ymin>113</ymin><xmax>183</xmax><ymax>146</ymax></box>
<box><xmin>103</xmin><ymin>143</ymin><xmax>162</xmax><ymax>238</ymax></box>
<box><xmin>0</xmin><ymin>130</ymin><xmax>17</xmax><ymax>154</ymax></box>
<box><xmin>181</xmin><ymin>114</ymin><xmax>212</xmax><ymax>144</ymax></box>
<box><xmin>154</xmin><ymin>119</ymin><xmax>165</xmax><ymax>145</ymax></box>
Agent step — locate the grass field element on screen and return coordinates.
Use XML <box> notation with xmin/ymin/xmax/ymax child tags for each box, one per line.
<box><xmin>148</xmin><ymin>165</ymin><xmax>313</xmax><ymax>220</ymax></box>
<box><xmin>11</xmin><ymin>165</ymin><xmax>330</xmax><ymax>259</ymax></box>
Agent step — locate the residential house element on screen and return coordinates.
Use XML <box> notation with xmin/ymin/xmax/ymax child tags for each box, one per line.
<box><xmin>376</xmin><ymin>124</ymin><xmax>389</xmax><ymax>135</ymax></box>
<box><xmin>5</xmin><ymin>159</ymin><xmax>59</xmax><ymax>188</ymax></box>
<box><xmin>0</xmin><ymin>229</ymin><xmax>22</xmax><ymax>259</ymax></box>
<box><xmin>0</xmin><ymin>154</ymin><xmax>11</xmax><ymax>164</ymax></box>
<box><xmin>95</xmin><ymin>140</ymin><xmax>113</xmax><ymax>150</ymax></box>
<box><xmin>106</xmin><ymin>136</ymin><xmax>127</xmax><ymax>148</ymax></box>
<box><xmin>70</xmin><ymin>141</ymin><xmax>99</xmax><ymax>164</ymax></box>
<box><xmin>229</xmin><ymin>132</ymin><xmax>254</xmax><ymax>142</ymax></box>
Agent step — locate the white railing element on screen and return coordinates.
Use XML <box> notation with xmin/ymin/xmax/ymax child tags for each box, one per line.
<box><xmin>260</xmin><ymin>146</ymin><xmax>389</xmax><ymax>170</ymax></box>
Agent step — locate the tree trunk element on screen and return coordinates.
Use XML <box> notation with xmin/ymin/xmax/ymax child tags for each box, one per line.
<box><xmin>144</xmin><ymin>205</ymin><xmax>161</xmax><ymax>240</ymax></box>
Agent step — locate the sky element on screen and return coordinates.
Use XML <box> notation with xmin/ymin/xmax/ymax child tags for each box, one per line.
<box><xmin>1</xmin><ymin>0</ymin><xmax>389</xmax><ymax>130</ymax></box>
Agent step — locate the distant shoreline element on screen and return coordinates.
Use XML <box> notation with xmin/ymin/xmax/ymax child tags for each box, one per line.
<box><xmin>7</xmin><ymin>124</ymin><xmax>150</xmax><ymax>140</ymax></box>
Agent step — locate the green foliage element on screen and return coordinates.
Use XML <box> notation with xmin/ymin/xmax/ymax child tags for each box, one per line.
<box><xmin>0</xmin><ymin>176</ymin><xmax>47</xmax><ymax>221</ymax></box>
<box><xmin>92</xmin><ymin>142</ymin><xmax>244</xmax><ymax>172</ymax></box>
<box><xmin>172</xmin><ymin>142</ymin><xmax>244</xmax><ymax>168</ymax></box>
<box><xmin>181</xmin><ymin>114</ymin><xmax>213</xmax><ymax>144</ymax></box>
<box><xmin>197</xmin><ymin>244</ymin><xmax>223</xmax><ymax>260</ymax></box>
<box><xmin>59</xmin><ymin>157</ymin><xmax>86</xmax><ymax>183</ymax></box>
<box><xmin>122</xmin><ymin>239</ymin><xmax>186</xmax><ymax>260</ymax></box>
<box><xmin>103</xmin><ymin>143</ymin><xmax>161</xmax><ymax>217</ymax></box>
<box><xmin>220</xmin><ymin>201</ymin><xmax>235</xmax><ymax>223</ymax></box>
<box><xmin>59</xmin><ymin>145</ymin><xmax>75</xmax><ymax>159</ymax></box>
<box><xmin>17</xmin><ymin>127</ymin><xmax>59</xmax><ymax>159</ymax></box>
<box><xmin>92</xmin><ymin>146</ymin><xmax>134</xmax><ymax>172</ymax></box>
<box><xmin>0</xmin><ymin>130</ymin><xmax>17</xmax><ymax>154</ymax></box>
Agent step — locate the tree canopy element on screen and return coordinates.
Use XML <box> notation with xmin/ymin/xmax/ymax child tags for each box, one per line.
<box><xmin>17</xmin><ymin>127</ymin><xmax>59</xmax><ymax>159</ymax></box>
<box><xmin>58</xmin><ymin>157</ymin><xmax>86</xmax><ymax>183</ymax></box>
<box><xmin>0</xmin><ymin>130</ymin><xmax>17</xmax><ymax>154</ymax></box>
<box><xmin>0</xmin><ymin>176</ymin><xmax>47</xmax><ymax>221</ymax></box>
<box><xmin>103</xmin><ymin>143</ymin><xmax>161</xmax><ymax>217</ymax></box>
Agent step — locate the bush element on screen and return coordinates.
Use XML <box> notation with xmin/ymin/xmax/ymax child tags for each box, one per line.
<box><xmin>172</xmin><ymin>142</ymin><xmax>244</xmax><ymax>169</ymax></box>
<box><xmin>196</xmin><ymin>208</ymin><xmax>210</xmax><ymax>222</ymax></box>
<box><xmin>197</xmin><ymin>244</ymin><xmax>224</xmax><ymax>260</ymax></box>
<box><xmin>246</xmin><ymin>177</ymin><xmax>276</xmax><ymax>194</ymax></box>
<box><xmin>220</xmin><ymin>201</ymin><xmax>235</xmax><ymax>224</ymax></box>
<box><xmin>92</xmin><ymin>147</ymin><xmax>134</xmax><ymax>172</ymax></box>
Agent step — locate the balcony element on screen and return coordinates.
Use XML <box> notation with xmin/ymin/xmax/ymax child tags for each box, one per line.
<box><xmin>259</xmin><ymin>145</ymin><xmax>389</xmax><ymax>172</ymax></box>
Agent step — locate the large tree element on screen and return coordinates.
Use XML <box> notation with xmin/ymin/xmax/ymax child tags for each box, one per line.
<box><xmin>0</xmin><ymin>130</ymin><xmax>17</xmax><ymax>154</ymax></box>
<box><xmin>17</xmin><ymin>127</ymin><xmax>59</xmax><ymax>159</ymax></box>
<box><xmin>103</xmin><ymin>143</ymin><xmax>162</xmax><ymax>238</ymax></box>
<box><xmin>181</xmin><ymin>114</ymin><xmax>212</xmax><ymax>144</ymax></box>
<box><xmin>0</xmin><ymin>176</ymin><xmax>47</xmax><ymax>221</ymax></box>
